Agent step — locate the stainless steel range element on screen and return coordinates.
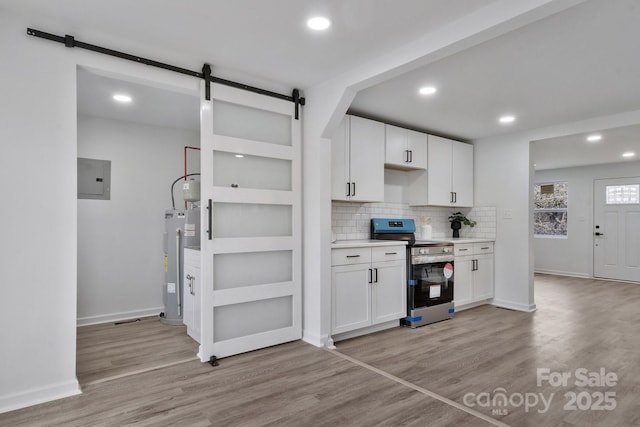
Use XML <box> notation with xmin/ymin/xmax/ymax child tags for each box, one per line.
<box><xmin>371</xmin><ymin>218</ymin><xmax>455</xmax><ymax>328</ymax></box>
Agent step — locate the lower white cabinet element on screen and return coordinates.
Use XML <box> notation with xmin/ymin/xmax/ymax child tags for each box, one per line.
<box><xmin>453</xmin><ymin>242</ymin><xmax>494</xmax><ymax>309</ymax></box>
<box><xmin>331</xmin><ymin>246</ymin><xmax>406</xmax><ymax>335</ymax></box>
<box><xmin>183</xmin><ymin>248</ymin><xmax>201</xmax><ymax>343</ymax></box>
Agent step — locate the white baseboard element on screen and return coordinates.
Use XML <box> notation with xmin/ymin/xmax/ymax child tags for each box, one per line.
<box><xmin>492</xmin><ymin>298</ymin><xmax>537</xmax><ymax>312</ymax></box>
<box><xmin>302</xmin><ymin>329</ymin><xmax>329</xmax><ymax>348</ymax></box>
<box><xmin>534</xmin><ymin>269</ymin><xmax>591</xmax><ymax>279</ymax></box>
<box><xmin>0</xmin><ymin>379</ymin><xmax>81</xmax><ymax>414</ymax></box>
<box><xmin>77</xmin><ymin>307</ymin><xmax>163</xmax><ymax>326</ymax></box>
<box><xmin>331</xmin><ymin>320</ymin><xmax>400</xmax><ymax>343</ymax></box>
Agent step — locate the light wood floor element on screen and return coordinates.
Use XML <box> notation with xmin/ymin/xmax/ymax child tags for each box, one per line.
<box><xmin>76</xmin><ymin>317</ymin><xmax>199</xmax><ymax>385</ymax></box>
<box><xmin>1</xmin><ymin>274</ymin><xmax>638</xmax><ymax>426</ymax></box>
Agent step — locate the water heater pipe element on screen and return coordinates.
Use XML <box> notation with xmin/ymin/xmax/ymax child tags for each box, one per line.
<box><xmin>184</xmin><ymin>146</ymin><xmax>201</xmax><ymax>208</ymax></box>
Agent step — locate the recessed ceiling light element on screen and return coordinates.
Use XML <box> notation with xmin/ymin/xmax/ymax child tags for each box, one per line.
<box><xmin>113</xmin><ymin>94</ymin><xmax>132</xmax><ymax>103</ymax></box>
<box><xmin>622</xmin><ymin>152</ymin><xmax>635</xmax><ymax>158</ymax></box>
<box><xmin>307</xmin><ymin>17</ymin><xmax>331</xmax><ymax>31</ymax></box>
<box><xmin>418</xmin><ymin>86</ymin><xmax>437</xmax><ymax>96</ymax></box>
<box><xmin>235</xmin><ymin>154</ymin><xmax>244</xmax><ymax>158</ymax></box>
<box><xmin>587</xmin><ymin>134</ymin><xmax>602</xmax><ymax>142</ymax></box>
<box><xmin>499</xmin><ymin>115</ymin><xmax>515</xmax><ymax>124</ymax></box>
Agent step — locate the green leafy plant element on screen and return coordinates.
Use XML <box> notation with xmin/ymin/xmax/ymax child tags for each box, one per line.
<box><xmin>448</xmin><ymin>212</ymin><xmax>476</xmax><ymax>227</ymax></box>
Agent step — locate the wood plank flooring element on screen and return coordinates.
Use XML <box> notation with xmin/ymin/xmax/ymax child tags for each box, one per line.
<box><xmin>76</xmin><ymin>316</ymin><xmax>198</xmax><ymax>385</ymax></box>
<box><xmin>335</xmin><ymin>274</ymin><xmax>640</xmax><ymax>426</ymax></box>
<box><xmin>1</xmin><ymin>274</ymin><xmax>638</xmax><ymax>426</ymax></box>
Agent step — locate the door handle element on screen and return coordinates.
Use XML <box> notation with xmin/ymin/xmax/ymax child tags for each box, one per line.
<box><xmin>346</xmin><ymin>182</ymin><xmax>350</xmax><ymax>197</ymax></box>
<box><xmin>368</xmin><ymin>268</ymin><xmax>373</xmax><ymax>284</ymax></box>
<box><xmin>453</xmin><ymin>192</ymin><xmax>457</xmax><ymax>203</ymax></box>
<box><xmin>595</xmin><ymin>232</ymin><xmax>604</xmax><ymax>236</ymax></box>
<box><xmin>207</xmin><ymin>199</ymin><xmax>212</xmax><ymax>240</ymax></box>
<box><xmin>352</xmin><ymin>182</ymin><xmax>355</xmax><ymax>197</ymax></box>
<box><xmin>405</xmin><ymin>150</ymin><xmax>409</xmax><ymax>163</ymax></box>
<box><xmin>409</xmin><ymin>150</ymin><xmax>413</xmax><ymax>163</ymax></box>
<box><xmin>374</xmin><ymin>268</ymin><xmax>378</xmax><ymax>283</ymax></box>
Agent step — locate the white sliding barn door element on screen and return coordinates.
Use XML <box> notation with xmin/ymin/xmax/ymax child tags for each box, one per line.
<box><xmin>199</xmin><ymin>82</ymin><xmax>301</xmax><ymax>361</ymax></box>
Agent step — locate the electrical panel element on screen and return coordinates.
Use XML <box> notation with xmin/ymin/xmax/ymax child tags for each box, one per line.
<box><xmin>78</xmin><ymin>157</ymin><xmax>111</xmax><ymax>200</ymax></box>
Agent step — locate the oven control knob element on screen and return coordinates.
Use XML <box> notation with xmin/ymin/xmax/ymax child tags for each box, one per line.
<box><xmin>419</xmin><ymin>248</ymin><xmax>427</xmax><ymax>255</ymax></box>
<box><xmin>443</xmin><ymin>247</ymin><xmax>451</xmax><ymax>253</ymax></box>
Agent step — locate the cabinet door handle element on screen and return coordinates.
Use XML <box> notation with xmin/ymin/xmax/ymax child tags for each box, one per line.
<box><xmin>346</xmin><ymin>182</ymin><xmax>350</xmax><ymax>197</ymax></box>
<box><xmin>368</xmin><ymin>268</ymin><xmax>373</xmax><ymax>284</ymax></box>
<box><xmin>409</xmin><ymin>150</ymin><xmax>413</xmax><ymax>163</ymax></box>
<box><xmin>374</xmin><ymin>268</ymin><xmax>378</xmax><ymax>283</ymax></box>
<box><xmin>385</xmin><ymin>252</ymin><xmax>397</xmax><ymax>255</ymax></box>
<box><xmin>405</xmin><ymin>150</ymin><xmax>409</xmax><ymax>163</ymax></box>
<box><xmin>450</xmin><ymin>192</ymin><xmax>454</xmax><ymax>203</ymax></box>
<box><xmin>346</xmin><ymin>255</ymin><xmax>360</xmax><ymax>258</ymax></box>
<box><xmin>352</xmin><ymin>182</ymin><xmax>356</xmax><ymax>197</ymax></box>
<box><xmin>481</xmin><ymin>247</ymin><xmax>490</xmax><ymax>250</ymax></box>
<box><xmin>453</xmin><ymin>192</ymin><xmax>457</xmax><ymax>203</ymax></box>
<box><xmin>458</xmin><ymin>248</ymin><xmax>468</xmax><ymax>252</ymax></box>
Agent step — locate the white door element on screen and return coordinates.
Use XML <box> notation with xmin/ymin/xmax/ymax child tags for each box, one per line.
<box><xmin>452</xmin><ymin>141</ymin><xmax>474</xmax><ymax>207</ymax></box>
<box><xmin>453</xmin><ymin>257</ymin><xmax>473</xmax><ymax>306</ymax></box>
<box><xmin>371</xmin><ymin>260</ymin><xmax>406</xmax><ymax>324</ymax></box>
<box><xmin>594</xmin><ymin>177</ymin><xmax>640</xmax><ymax>282</ymax></box>
<box><xmin>473</xmin><ymin>254</ymin><xmax>494</xmax><ymax>300</ymax></box>
<box><xmin>199</xmin><ymin>82</ymin><xmax>301</xmax><ymax>361</ymax></box>
<box><xmin>331</xmin><ymin>264</ymin><xmax>372</xmax><ymax>334</ymax></box>
<box><xmin>428</xmin><ymin>135</ymin><xmax>453</xmax><ymax>206</ymax></box>
<box><xmin>349</xmin><ymin>116</ymin><xmax>385</xmax><ymax>202</ymax></box>
<box><xmin>385</xmin><ymin>124</ymin><xmax>408</xmax><ymax>167</ymax></box>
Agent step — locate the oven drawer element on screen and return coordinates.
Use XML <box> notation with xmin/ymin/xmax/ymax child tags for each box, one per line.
<box><xmin>372</xmin><ymin>246</ymin><xmax>405</xmax><ymax>263</ymax></box>
<box><xmin>331</xmin><ymin>247</ymin><xmax>372</xmax><ymax>266</ymax></box>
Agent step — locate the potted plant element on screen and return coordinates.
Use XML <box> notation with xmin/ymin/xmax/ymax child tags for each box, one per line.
<box><xmin>448</xmin><ymin>212</ymin><xmax>476</xmax><ymax>238</ymax></box>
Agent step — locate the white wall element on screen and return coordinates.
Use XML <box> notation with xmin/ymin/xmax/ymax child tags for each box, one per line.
<box><xmin>534</xmin><ymin>160</ymin><xmax>640</xmax><ymax>277</ymax></box>
<box><xmin>0</xmin><ymin>9</ymin><xmax>200</xmax><ymax>413</ymax></box>
<box><xmin>77</xmin><ymin>115</ymin><xmax>199</xmax><ymax>325</ymax></box>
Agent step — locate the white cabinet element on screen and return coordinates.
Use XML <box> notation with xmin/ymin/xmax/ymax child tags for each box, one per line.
<box><xmin>183</xmin><ymin>248</ymin><xmax>201</xmax><ymax>343</ymax></box>
<box><xmin>453</xmin><ymin>242</ymin><xmax>494</xmax><ymax>309</ymax></box>
<box><xmin>428</xmin><ymin>135</ymin><xmax>473</xmax><ymax>207</ymax></box>
<box><xmin>331</xmin><ymin>115</ymin><xmax>385</xmax><ymax>202</ymax></box>
<box><xmin>331</xmin><ymin>246</ymin><xmax>406</xmax><ymax>335</ymax></box>
<box><xmin>384</xmin><ymin>124</ymin><xmax>427</xmax><ymax>170</ymax></box>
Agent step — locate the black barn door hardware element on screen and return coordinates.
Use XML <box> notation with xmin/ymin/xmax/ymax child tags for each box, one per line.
<box><xmin>26</xmin><ymin>28</ymin><xmax>305</xmax><ymax>118</ymax></box>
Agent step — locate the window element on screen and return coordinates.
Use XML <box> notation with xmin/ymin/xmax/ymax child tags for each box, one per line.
<box><xmin>606</xmin><ymin>184</ymin><xmax>639</xmax><ymax>205</ymax></box>
<box><xmin>534</xmin><ymin>182</ymin><xmax>568</xmax><ymax>237</ymax></box>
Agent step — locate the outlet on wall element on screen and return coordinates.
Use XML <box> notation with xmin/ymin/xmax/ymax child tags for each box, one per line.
<box><xmin>503</xmin><ymin>209</ymin><xmax>513</xmax><ymax>219</ymax></box>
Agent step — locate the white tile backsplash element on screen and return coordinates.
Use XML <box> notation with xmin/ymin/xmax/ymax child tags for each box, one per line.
<box><xmin>332</xmin><ymin>202</ymin><xmax>497</xmax><ymax>240</ymax></box>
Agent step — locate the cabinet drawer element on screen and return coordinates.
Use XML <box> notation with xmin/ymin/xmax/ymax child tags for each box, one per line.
<box><xmin>454</xmin><ymin>244</ymin><xmax>473</xmax><ymax>257</ymax></box>
<box><xmin>332</xmin><ymin>248</ymin><xmax>372</xmax><ymax>266</ymax></box>
<box><xmin>372</xmin><ymin>246</ymin><xmax>405</xmax><ymax>263</ymax></box>
<box><xmin>474</xmin><ymin>242</ymin><xmax>494</xmax><ymax>254</ymax></box>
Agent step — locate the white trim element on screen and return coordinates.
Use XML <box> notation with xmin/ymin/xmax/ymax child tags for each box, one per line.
<box><xmin>76</xmin><ymin>307</ymin><xmax>163</xmax><ymax>326</ymax></box>
<box><xmin>212</xmin><ymin>187</ymin><xmax>293</xmax><ymax>204</ymax></box>
<box><xmin>213</xmin><ymin>134</ymin><xmax>294</xmax><ymax>160</ymax></box>
<box><xmin>302</xmin><ymin>330</ymin><xmax>330</xmax><ymax>348</ymax></box>
<box><xmin>534</xmin><ymin>269</ymin><xmax>591</xmax><ymax>279</ymax></box>
<box><xmin>212</xmin><ymin>282</ymin><xmax>294</xmax><ymax>306</ymax></box>
<box><xmin>331</xmin><ymin>320</ymin><xmax>400</xmax><ymax>343</ymax></box>
<box><xmin>454</xmin><ymin>300</ymin><xmax>493</xmax><ymax>312</ymax></box>
<box><xmin>0</xmin><ymin>380</ymin><xmax>81</xmax><ymax>414</ymax></box>
<box><xmin>491</xmin><ymin>299</ymin><xmax>537</xmax><ymax>312</ymax></box>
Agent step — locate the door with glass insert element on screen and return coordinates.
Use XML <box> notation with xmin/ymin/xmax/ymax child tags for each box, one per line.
<box><xmin>199</xmin><ymin>83</ymin><xmax>301</xmax><ymax>360</ymax></box>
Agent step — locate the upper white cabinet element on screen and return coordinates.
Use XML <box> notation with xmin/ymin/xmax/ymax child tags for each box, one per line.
<box><xmin>331</xmin><ymin>115</ymin><xmax>385</xmax><ymax>202</ymax></box>
<box><xmin>384</xmin><ymin>124</ymin><xmax>427</xmax><ymax>170</ymax></box>
<box><xmin>409</xmin><ymin>135</ymin><xmax>473</xmax><ymax>207</ymax></box>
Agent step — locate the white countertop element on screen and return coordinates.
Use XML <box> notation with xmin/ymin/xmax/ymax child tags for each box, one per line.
<box><xmin>331</xmin><ymin>240</ymin><xmax>408</xmax><ymax>249</ymax></box>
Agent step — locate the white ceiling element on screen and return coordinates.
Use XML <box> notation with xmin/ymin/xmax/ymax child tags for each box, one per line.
<box><xmin>77</xmin><ymin>68</ymin><xmax>200</xmax><ymax>131</ymax></box>
<box><xmin>532</xmin><ymin>124</ymin><xmax>640</xmax><ymax>170</ymax></box>
<box><xmin>4</xmin><ymin>0</ymin><xmax>640</xmax><ymax>169</ymax></box>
